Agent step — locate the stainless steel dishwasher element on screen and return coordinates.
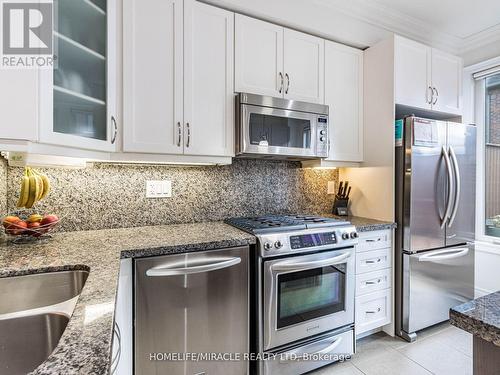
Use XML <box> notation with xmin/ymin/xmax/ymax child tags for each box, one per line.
<box><xmin>135</xmin><ymin>246</ymin><xmax>249</xmax><ymax>375</ymax></box>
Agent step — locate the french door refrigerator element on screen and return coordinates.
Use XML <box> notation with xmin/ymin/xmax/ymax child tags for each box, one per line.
<box><xmin>395</xmin><ymin>116</ymin><xmax>476</xmax><ymax>342</ymax></box>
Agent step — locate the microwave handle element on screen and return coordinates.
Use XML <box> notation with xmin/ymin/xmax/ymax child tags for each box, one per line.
<box><xmin>271</xmin><ymin>252</ymin><xmax>351</xmax><ymax>272</ymax></box>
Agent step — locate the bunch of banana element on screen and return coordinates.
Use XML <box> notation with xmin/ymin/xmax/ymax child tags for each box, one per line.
<box><xmin>16</xmin><ymin>167</ymin><xmax>51</xmax><ymax>208</ymax></box>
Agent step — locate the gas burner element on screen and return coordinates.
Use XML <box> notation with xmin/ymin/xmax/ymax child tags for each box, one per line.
<box><xmin>225</xmin><ymin>215</ymin><xmax>350</xmax><ymax>234</ymax></box>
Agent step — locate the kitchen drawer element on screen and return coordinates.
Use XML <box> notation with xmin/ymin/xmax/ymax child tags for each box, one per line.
<box><xmin>355</xmin><ymin>268</ymin><xmax>391</xmax><ymax>296</ymax></box>
<box><xmin>355</xmin><ymin>289</ymin><xmax>391</xmax><ymax>334</ymax></box>
<box><xmin>356</xmin><ymin>230</ymin><xmax>392</xmax><ymax>253</ymax></box>
<box><xmin>356</xmin><ymin>248</ymin><xmax>391</xmax><ymax>274</ymax></box>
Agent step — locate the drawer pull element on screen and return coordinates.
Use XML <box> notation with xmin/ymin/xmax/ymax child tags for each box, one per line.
<box><xmin>366</xmin><ymin>307</ymin><xmax>382</xmax><ymax>314</ymax></box>
<box><xmin>365</xmin><ymin>258</ymin><xmax>382</xmax><ymax>264</ymax></box>
<box><xmin>366</xmin><ymin>238</ymin><xmax>382</xmax><ymax>242</ymax></box>
<box><xmin>365</xmin><ymin>279</ymin><xmax>382</xmax><ymax>285</ymax></box>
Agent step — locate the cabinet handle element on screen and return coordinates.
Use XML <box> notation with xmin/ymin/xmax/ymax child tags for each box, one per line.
<box><xmin>279</xmin><ymin>72</ymin><xmax>284</xmax><ymax>94</ymax></box>
<box><xmin>111</xmin><ymin>116</ymin><xmax>118</xmax><ymax>144</ymax></box>
<box><xmin>366</xmin><ymin>307</ymin><xmax>382</xmax><ymax>314</ymax></box>
<box><xmin>177</xmin><ymin>122</ymin><xmax>182</xmax><ymax>147</ymax></box>
<box><xmin>427</xmin><ymin>86</ymin><xmax>433</xmax><ymax>104</ymax></box>
<box><xmin>285</xmin><ymin>73</ymin><xmax>290</xmax><ymax>94</ymax></box>
<box><xmin>365</xmin><ymin>279</ymin><xmax>382</xmax><ymax>285</ymax></box>
<box><xmin>366</xmin><ymin>238</ymin><xmax>382</xmax><ymax>242</ymax></box>
<box><xmin>186</xmin><ymin>122</ymin><xmax>191</xmax><ymax>148</ymax></box>
<box><xmin>365</xmin><ymin>258</ymin><xmax>381</xmax><ymax>264</ymax></box>
<box><xmin>432</xmin><ymin>87</ymin><xmax>438</xmax><ymax>105</ymax></box>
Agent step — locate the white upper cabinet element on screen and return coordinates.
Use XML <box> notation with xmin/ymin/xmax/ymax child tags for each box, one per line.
<box><xmin>39</xmin><ymin>0</ymin><xmax>118</xmax><ymax>152</ymax></box>
<box><xmin>324</xmin><ymin>41</ymin><xmax>363</xmax><ymax>162</ymax></box>
<box><xmin>235</xmin><ymin>15</ymin><xmax>324</xmax><ymax>103</ymax></box>
<box><xmin>123</xmin><ymin>0</ymin><xmax>234</xmax><ymax>157</ymax></box>
<box><xmin>0</xmin><ymin>70</ymin><xmax>38</xmax><ymax>141</ymax></box>
<box><xmin>394</xmin><ymin>36</ymin><xmax>432</xmax><ymax>111</ymax></box>
<box><xmin>183</xmin><ymin>1</ymin><xmax>234</xmax><ymax>156</ymax></box>
<box><xmin>394</xmin><ymin>36</ymin><xmax>462</xmax><ymax>115</ymax></box>
<box><xmin>283</xmin><ymin>29</ymin><xmax>324</xmax><ymax>103</ymax></box>
<box><xmin>123</xmin><ymin>0</ymin><xmax>183</xmax><ymax>154</ymax></box>
<box><xmin>234</xmin><ymin>15</ymin><xmax>283</xmax><ymax>98</ymax></box>
<box><xmin>431</xmin><ymin>49</ymin><xmax>462</xmax><ymax>115</ymax></box>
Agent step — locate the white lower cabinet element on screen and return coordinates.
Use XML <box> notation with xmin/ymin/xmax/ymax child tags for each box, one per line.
<box><xmin>123</xmin><ymin>0</ymin><xmax>234</xmax><ymax>157</ymax></box>
<box><xmin>355</xmin><ymin>229</ymin><xmax>392</xmax><ymax>336</ymax></box>
<box><xmin>355</xmin><ymin>289</ymin><xmax>392</xmax><ymax>334</ymax></box>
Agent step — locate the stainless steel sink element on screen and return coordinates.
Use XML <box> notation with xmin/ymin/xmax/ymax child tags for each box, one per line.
<box><xmin>0</xmin><ymin>313</ymin><xmax>70</xmax><ymax>375</ymax></box>
<box><xmin>0</xmin><ymin>270</ymin><xmax>89</xmax><ymax>374</ymax></box>
<box><xmin>0</xmin><ymin>270</ymin><xmax>88</xmax><ymax>314</ymax></box>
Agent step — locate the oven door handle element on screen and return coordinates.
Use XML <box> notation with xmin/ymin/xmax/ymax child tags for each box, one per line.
<box><xmin>279</xmin><ymin>336</ymin><xmax>343</xmax><ymax>363</ymax></box>
<box><xmin>271</xmin><ymin>252</ymin><xmax>351</xmax><ymax>272</ymax></box>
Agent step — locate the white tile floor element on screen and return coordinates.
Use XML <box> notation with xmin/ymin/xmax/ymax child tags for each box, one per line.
<box><xmin>311</xmin><ymin>322</ymin><xmax>473</xmax><ymax>375</ymax></box>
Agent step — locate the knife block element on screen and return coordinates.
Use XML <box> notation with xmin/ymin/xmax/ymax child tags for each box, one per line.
<box><xmin>332</xmin><ymin>197</ymin><xmax>349</xmax><ymax>216</ymax></box>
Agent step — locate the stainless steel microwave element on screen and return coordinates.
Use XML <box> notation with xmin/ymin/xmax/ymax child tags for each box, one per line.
<box><xmin>236</xmin><ymin>93</ymin><xmax>329</xmax><ymax>159</ymax></box>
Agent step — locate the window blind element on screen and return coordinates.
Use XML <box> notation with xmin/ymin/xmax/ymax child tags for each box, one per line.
<box><xmin>473</xmin><ymin>65</ymin><xmax>500</xmax><ymax>80</ymax></box>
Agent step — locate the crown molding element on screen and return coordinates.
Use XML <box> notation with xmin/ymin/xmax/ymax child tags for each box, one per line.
<box><xmin>313</xmin><ymin>0</ymin><xmax>462</xmax><ymax>53</ymax></box>
<box><xmin>461</xmin><ymin>23</ymin><xmax>500</xmax><ymax>54</ymax></box>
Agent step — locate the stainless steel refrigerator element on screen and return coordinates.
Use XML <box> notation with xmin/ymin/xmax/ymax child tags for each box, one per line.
<box><xmin>395</xmin><ymin>116</ymin><xmax>476</xmax><ymax>342</ymax></box>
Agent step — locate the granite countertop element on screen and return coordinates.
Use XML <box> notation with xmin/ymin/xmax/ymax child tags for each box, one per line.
<box><xmin>323</xmin><ymin>214</ymin><xmax>396</xmax><ymax>232</ymax></box>
<box><xmin>0</xmin><ymin>222</ymin><xmax>255</xmax><ymax>375</ymax></box>
<box><xmin>450</xmin><ymin>291</ymin><xmax>500</xmax><ymax>347</ymax></box>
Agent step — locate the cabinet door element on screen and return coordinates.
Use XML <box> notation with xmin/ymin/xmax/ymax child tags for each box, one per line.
<box><xmin>0</xmin><ymin>70</ymin><xmax>38</xmax><ymax>141</ymax></box>
<box><xmin>283</xmin><ymin>29</ymin><xmax>324</xmax><ymax>104</ymax></box>
<box><xmin>431</xmin><ymin>49</ymin><xmax>462</xmax><ymax>115</ymax></box>
<box><xmin>324</xmin><ymin>41</ymin><xmax>363</xmax><ymax>162</ymax></box>
<box><xmin>39</xmin><ymin>0</ymin><xmax>117</xmax><ymax>152</ymax></box>
<box><xmin>394</xmin><ymin>36</ymin><xmax>432</xmax><ymax>110</ymax></box>
<box><xmin>183</xmin><ymin>1</ymin><xmax>234</xmax><ymax>156</ymax></box>
<box><xmin>123</xmin><ymin>0</ymin><xmax>183</xmax><ymax>154</ymax></box>
<box><xmin>235</xmin><ymin>14</ymin><xmax>284</xmax><ymax>98</ymax></box>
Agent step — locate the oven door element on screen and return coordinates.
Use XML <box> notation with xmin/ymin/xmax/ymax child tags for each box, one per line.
<box><xmin>240</xmin><ymin>104</ymin><xmax>319</xmax><ymax>158</ymax></box>
<box><xmin>262</xmin><ymin>248</ymin><xmax>355</xmax><ymax>350</ymax></box>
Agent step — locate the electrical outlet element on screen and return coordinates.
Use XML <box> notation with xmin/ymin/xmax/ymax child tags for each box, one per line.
<box><xmin>327</xmin><ymin>181</ymin><xmax>336</xmax><ymax>195</ymax></box>
<box><xmin>146</xmin><ymin>180</ymin><xmax>172</xmax><ymax>198</ymax></box>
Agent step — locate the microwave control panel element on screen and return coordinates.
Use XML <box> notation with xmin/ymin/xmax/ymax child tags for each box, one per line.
<box><xmin>316</xmin><ymin>116</ymin><xmax>329</xmax><ymax>158</ymax></box>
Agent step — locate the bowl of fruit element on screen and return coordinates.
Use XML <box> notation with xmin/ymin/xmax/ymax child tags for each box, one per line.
<box><xmin>2</xmin><ymin>213</ymin><xmax>60</xmax><ymax>242</ymax></box>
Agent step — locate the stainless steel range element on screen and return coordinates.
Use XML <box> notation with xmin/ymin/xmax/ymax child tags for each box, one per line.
<box><xmin>225</xmin><ymin>215</ymin><xmax>358</xmax><ymax>375</ymax></box>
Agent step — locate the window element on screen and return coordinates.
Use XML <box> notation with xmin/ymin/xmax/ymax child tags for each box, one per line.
<box><xmin>484</xmin><ymin>73</ymin><xmax>500</xmax><ymax>237</ymax></box>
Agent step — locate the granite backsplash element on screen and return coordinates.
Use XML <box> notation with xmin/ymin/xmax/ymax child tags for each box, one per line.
<box><xmin>1</xmin><ymin>158</ymin><xmax>338</xmax><ymax>231</ymax></box>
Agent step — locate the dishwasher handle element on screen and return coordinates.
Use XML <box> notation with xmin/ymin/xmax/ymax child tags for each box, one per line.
<box><xmin>146</xmin><ymin>257</ymin><xmax>241</xmax><ymax>277</ymax></box>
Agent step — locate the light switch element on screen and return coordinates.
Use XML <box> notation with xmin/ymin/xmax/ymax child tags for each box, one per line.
<box><xmin>146</xmin><ymin>180</ymin><xmax>172</xmax><ymax>198</ymax></box>
<box><xmin>327</xmin><ymin>181</ymin><xmax>336</xmax><ymax>195</ymax></box>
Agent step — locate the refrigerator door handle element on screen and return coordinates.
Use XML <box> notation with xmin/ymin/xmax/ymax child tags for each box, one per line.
<box><xmin>417</xmin><ymin>247</ymin><xmax>469</xmax><ymax>262</ymax></box>
<box><xmin>448</xmin><ymin>146</ymin><xmax>461</xmax><ymax>227</ymax></box>
<box><xmin>441</xmin><ymin>146</ymin><xmax>454</xmax><ymax>229</ymax></box>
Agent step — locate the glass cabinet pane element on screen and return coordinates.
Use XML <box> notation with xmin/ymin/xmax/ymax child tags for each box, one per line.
<box><xmin>53</xmin><ymin>0</ymin><xmax>107</xmax><ymax>141</ymax></box>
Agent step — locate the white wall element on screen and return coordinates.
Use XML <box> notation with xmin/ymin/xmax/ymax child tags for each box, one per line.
<box><xmin>475</xmin><ymin>242</ymin><xmax>500</xmax><ymax>296</ymax></box>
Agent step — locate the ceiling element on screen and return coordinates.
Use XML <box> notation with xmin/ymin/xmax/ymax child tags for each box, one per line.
<box><xmin>318</xmin><ymin>0</ymin><xmax>500</xmax><ymax>55</ymax></box>
<box><xmin>373</xmin><ymin>0</ymin><xmax>500</xmax><ymax>39</ymax></box>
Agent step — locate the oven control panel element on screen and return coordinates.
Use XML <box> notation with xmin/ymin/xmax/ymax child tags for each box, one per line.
<box><xmin>290</xmin><ymin>232</ymin><xmax>337</xmax><ymax>249</ymax></box>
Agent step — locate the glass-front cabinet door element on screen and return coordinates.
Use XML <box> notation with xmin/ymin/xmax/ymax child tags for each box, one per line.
<box><xmin>39</xmin><ymin>0</ymin><xmax>117</xmax><ymax>152</ymax></box>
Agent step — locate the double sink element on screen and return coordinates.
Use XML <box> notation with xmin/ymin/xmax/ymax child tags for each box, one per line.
<box><xmin>0</xmin><ymin>270</ymin><xmax>88</xmax><ymax>375</ymax></box>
